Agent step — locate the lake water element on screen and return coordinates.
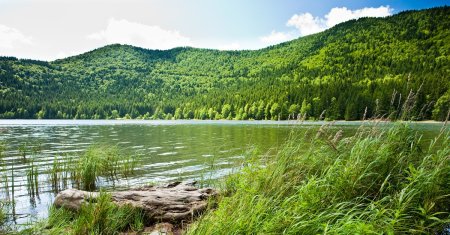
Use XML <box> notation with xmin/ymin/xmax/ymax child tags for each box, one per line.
<box><xmin>0</xmin><ymin>120</ymin><xmax>444</xmax><ymax>227</ymax></box>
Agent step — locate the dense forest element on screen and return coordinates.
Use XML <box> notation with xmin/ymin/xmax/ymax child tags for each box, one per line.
<box><xmin>0</xmin><ymin>6</ymin><xmax>449</xmax><ymax>120</ymax></box>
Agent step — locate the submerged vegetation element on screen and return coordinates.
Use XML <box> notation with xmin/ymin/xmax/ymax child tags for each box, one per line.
<box><xmin>1</xmin><ymin>7</ymin><xmax>449</xmax><ymax>121</ymax></box>
<box><xmin>188</xmin><ymin>123</ymin><xmax>450</xmax><ymax>234</ymax></box>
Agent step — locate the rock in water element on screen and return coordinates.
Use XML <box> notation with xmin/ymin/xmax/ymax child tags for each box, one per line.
<box><xmin>54</xmin><ymin>181</ymin><xmax>217</xmax><ymax>223</ymax></box>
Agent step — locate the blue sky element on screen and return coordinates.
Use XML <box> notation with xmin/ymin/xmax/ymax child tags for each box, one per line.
<box><xmin>0</xmin><ymin>0</ymin><xmax>448</xmax><ymax>60</ymax></box>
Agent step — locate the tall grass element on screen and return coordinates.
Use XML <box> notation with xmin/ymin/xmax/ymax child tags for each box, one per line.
<box><xmin>0</xmin><ymin>201</ymin><xmax>11</xmax><ymax>234</ymax></box>
<box><xmin>0</xmin><ymin>143</ymin><xmax>9</xmax><ymax>232</ymax></box>
<box><xmin>18</xmin><ymin>144</ymin><xmax>27</xmax><ymax>162</ymax></box>
<box><xmin>26</xmin><ymin>160</ymin><xmax>39</xmax><ymax>197</ymax></box>
<box><xmin>0</xmin><ymin>143</ymin><xmax>9</xmax><ymax>198</ymax></box>
<box><xmin>72</xmin><ymin>145</ymin><xmax>138</xmax><ymax>191</ymax></box>
<box><xmin>121</xmin><ymin>154</ymin><xmax>137</xmax><ymax>177</ymax></box>
<box><xmin>23</xmin><ymin>191</ymin><xmax>145</xmax><ymax>235</ymax></box>
<box><xmin>188</xmin><ymin>123</ymin><xmax>450</xmax><ymax>234</ymax></box>
<box><xmin>0</xmin><ymin>201</ymin><xmax>6</xmax><ymax>227</ymax></box>
<box><xmin>45</xmin><ymin>145</ymin><xmax>138</xmax><ymax>192</ymax></box>
<box><xmin>48</xmin><ymin>156</ymin><xmax>72</xmax><ymax>193</ymax></box>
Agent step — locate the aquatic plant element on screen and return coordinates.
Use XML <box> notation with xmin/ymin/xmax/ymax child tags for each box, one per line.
<box><xmin>49</xmin><ymin>156</ymin><xmax>70</xmax><ymax>192</ymax></box>
<box><xmin>26</xmin><ymin>160</ymin><xmax>39</xmax><ymax>197</ymax></box>
<box><xmin>0</xmin><ymin>201</ymin><xmax>7</xmax><ymax>227</ymax></box>
<box><xmin>188</xmin><ymin>123</ymin><xmax>450</xmax><ymax>234</ymax></box>
<box><xmin>73</xmin><ymin>145</ymin><xmax>138</xmax><ymax>191</ymax></box>
<box><xmin>31</xmin><ymin>142</ymin><xmax>42</xmax><ymax>156</ymax></box>
<box><xmin>49</xmin><ymin>157</ymin><xmax>62</xmax><ymax>192</ymax></box>
<box><xmin>0</xmin><ymin>143</ymin><xmax>5</xmax><ymax>161</ymax></box>
<box><xmin>0</xmin><ymin>143</ymin><xmax>8</xmax><ymax>197</ymax></box>
<box><xmin>0</xmin><ymin>145</ymin><xmax>12</xmax><ymax>230</ymax></box>
<box><xmin>121</xmin><ymin>154</ymin><xmax>137</xmax><ymax>177</ymax></box>
<box><xmin>45</xmin><ymin>145</ymin><xmax>139</xmax><ymax>193</ymax></box>
<box><xmin>73</xmin><ymin>148</ymin><xmax>101</xmax><ymax>191</ymax></box>
<box><xmin>10</xmin><ymin>166</ymin><xmax>14</xmax><ymax>210</ymax></box>
<box><xmin>18</xmin><ymin>143</ymin><xmax>28</xmax><ymax>162</ymax></box>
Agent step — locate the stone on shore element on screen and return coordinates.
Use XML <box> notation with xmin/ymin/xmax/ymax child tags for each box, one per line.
<box><xmin>54</xmin><ymin>181</ymin><xmax>217</xmax><ymax>223</ymax></box>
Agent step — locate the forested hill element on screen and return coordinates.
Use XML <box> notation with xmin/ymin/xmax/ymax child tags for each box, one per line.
<box><xmin>1</xmin><ymin>6</ymin><xmax>449</xmax><ymax>120</ymax></box>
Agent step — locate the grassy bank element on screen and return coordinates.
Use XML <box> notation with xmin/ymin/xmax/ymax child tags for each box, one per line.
<box><xmin>188</xmin><ymin>123</ymin><xmax>450</xmax><ymax>234</ymax></box>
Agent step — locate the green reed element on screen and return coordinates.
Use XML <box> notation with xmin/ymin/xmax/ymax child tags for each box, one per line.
<box><xmin>49</xmin><ymin>157</ymin><xmax>61</xmax><ymax>192</ymax></box>
<box><xmin>48</xmin><ymin>156</ymin><xmax>72</xmax><ymax>193</ymax></box>
<box><xmin>121</xmin><ymin>154</ymin><xmax>137</xmax><ymax>177</ymax></box>
<box><xmin>9</xmin><ymin>164</ymin><xmax>14</xmax><ymax>222</ymax></box>
<box><xmin>188</xmin><ymin>123</ymin><xmax>450</xmax><ymax>234</ymax></box>
<box><xmin>45</xmin><ymin>145</ymin><xmax>138</xmax><ymax>192</ymax></box>
<box><xmin>0</xmin><ymin>201</ymin><xmax>6</xmax><ymax>228</ymax></box>
<box><xmin>24</xmin><ymin>191</ymin><xmax>146</xmax><ymax>234</ymax></box>
<box><xmin>0</xmin><ymin>144</ymin><xmax>7</xmax><ymax>229</ymax></box>
<box><xmin>73</xmin><ymin>145</ymin><xmax>138</xmax><ymax>191</ymax></box>
<box><xmin>0</xmin><ymin>143</ymin><xmax>8</xmax><ymax>198</ymax></box>
<box><xmin>26</xmin><ymin>160</ymin><xmax>39</xmax><ymax>197</ymax></box>
<box><xmin>18</xmin><ymin>144</ymin><xmax>27</xmax><ymax>162</ymax></box>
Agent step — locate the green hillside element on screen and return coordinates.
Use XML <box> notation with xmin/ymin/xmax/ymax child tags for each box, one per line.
<box><xmin>0</xmin><ymin>6</ymin><xmax>449</xmax><ymax>120</ymax></box>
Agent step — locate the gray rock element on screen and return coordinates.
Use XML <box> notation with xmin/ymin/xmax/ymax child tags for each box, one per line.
<box><xmin>54</xmin><ymin>181</ymin><xmax>217</xmax><ymax>223</ymax></box>
<box><xmin>53</xmin><ymin>188</ymin><xmax>98</xmax><ymax>211</ymax></box>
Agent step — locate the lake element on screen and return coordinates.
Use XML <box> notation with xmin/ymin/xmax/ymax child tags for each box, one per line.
<box><xmin>0</xmin><ymin>120</ymin><xmax>443</xmax><ymax>227</ymax></box>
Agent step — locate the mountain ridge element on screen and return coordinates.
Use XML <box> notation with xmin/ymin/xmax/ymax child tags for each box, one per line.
<box><xmin>0</xmin><ymin>6</ymin><xmax>449</xmax><ymax>120</ymax></box>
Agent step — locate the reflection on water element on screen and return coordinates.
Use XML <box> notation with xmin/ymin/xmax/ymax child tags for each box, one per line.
<box><xmin>0</xmin><ymin>120</ymin><xmax>443</xmax><ymax>226</ymax></box>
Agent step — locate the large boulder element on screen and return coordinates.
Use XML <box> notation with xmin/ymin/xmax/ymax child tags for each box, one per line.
<box><xmin>54</xmin><ymin>181</ymin><xmax>217</xmax><ymax>223</ymax></box>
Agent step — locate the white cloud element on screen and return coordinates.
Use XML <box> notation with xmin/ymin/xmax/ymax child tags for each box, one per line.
<box><xmin>260</xmin><ymin>30</ymin><xmax>296</xmax><ymax>45</ymax></box>
<box><xmin>0</xmin><ymin>24</ymin><xmax>33</xmax><ymax>49</ymax></box>
<box><xmin>325</xmin><ymin>6</ymin><xmax>393</xmax><ymax>28</ymax></box>
<box><xmin>259</xmin><ymin>6</ymin><xmax>392</xmax><ymax>46</ymax></box>
<box><xmin>287</xmin><ymin>6</ymin><xmax>393</xmax><ymax>37</ymax></box>
<box><xmin>287</xmin><ymin>13</ymin><xmax>324</xmax><ymax>36</ymax></box>
<box><xmin>87</xmin><ymin>18</ymin><xmax>192</xmax><ymax>49</ymax></box>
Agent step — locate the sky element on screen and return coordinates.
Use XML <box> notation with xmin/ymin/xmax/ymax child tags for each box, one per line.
<box><xmin>0</xmin><ymin>0</ymin><xmax>448</xmax><ymax>60</ymax></box>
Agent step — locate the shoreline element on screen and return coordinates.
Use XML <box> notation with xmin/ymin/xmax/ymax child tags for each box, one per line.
<box><xmin>0</xmin><ymin>119</ymin><xmax>446</xmax><ymax>126</ymax></box>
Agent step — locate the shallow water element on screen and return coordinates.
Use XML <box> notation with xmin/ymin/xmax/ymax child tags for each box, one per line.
<box><xmin>0</xmin><ymin>120</ymin><xmax>443</xmax><ymax>226</ymax></box>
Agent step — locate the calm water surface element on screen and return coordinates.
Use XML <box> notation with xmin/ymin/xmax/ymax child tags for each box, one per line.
<box><xmin>0</xmin><ymin>120</ymin><xmax>443</xmax><ymax>226</ymax></box>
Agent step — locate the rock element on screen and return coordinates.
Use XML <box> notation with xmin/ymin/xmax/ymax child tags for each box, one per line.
<box><xmin>146</xmin><ymin>223</ymin><xmax>176</xmax><ymax>235</ymax></box>
<box><xmin>54</xmin><ymin>181</ymin><xmax>217</xmax><ymax>224</ymax></box>
<box><xmin>120</xmin><ymin>222</ymin><xmax>183</xmax><ymax>235</ymax></box>
<box><xmin>53</xmin><ymin>188</ymin><xmax>98</xmax><ymax>211</ymax></box>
